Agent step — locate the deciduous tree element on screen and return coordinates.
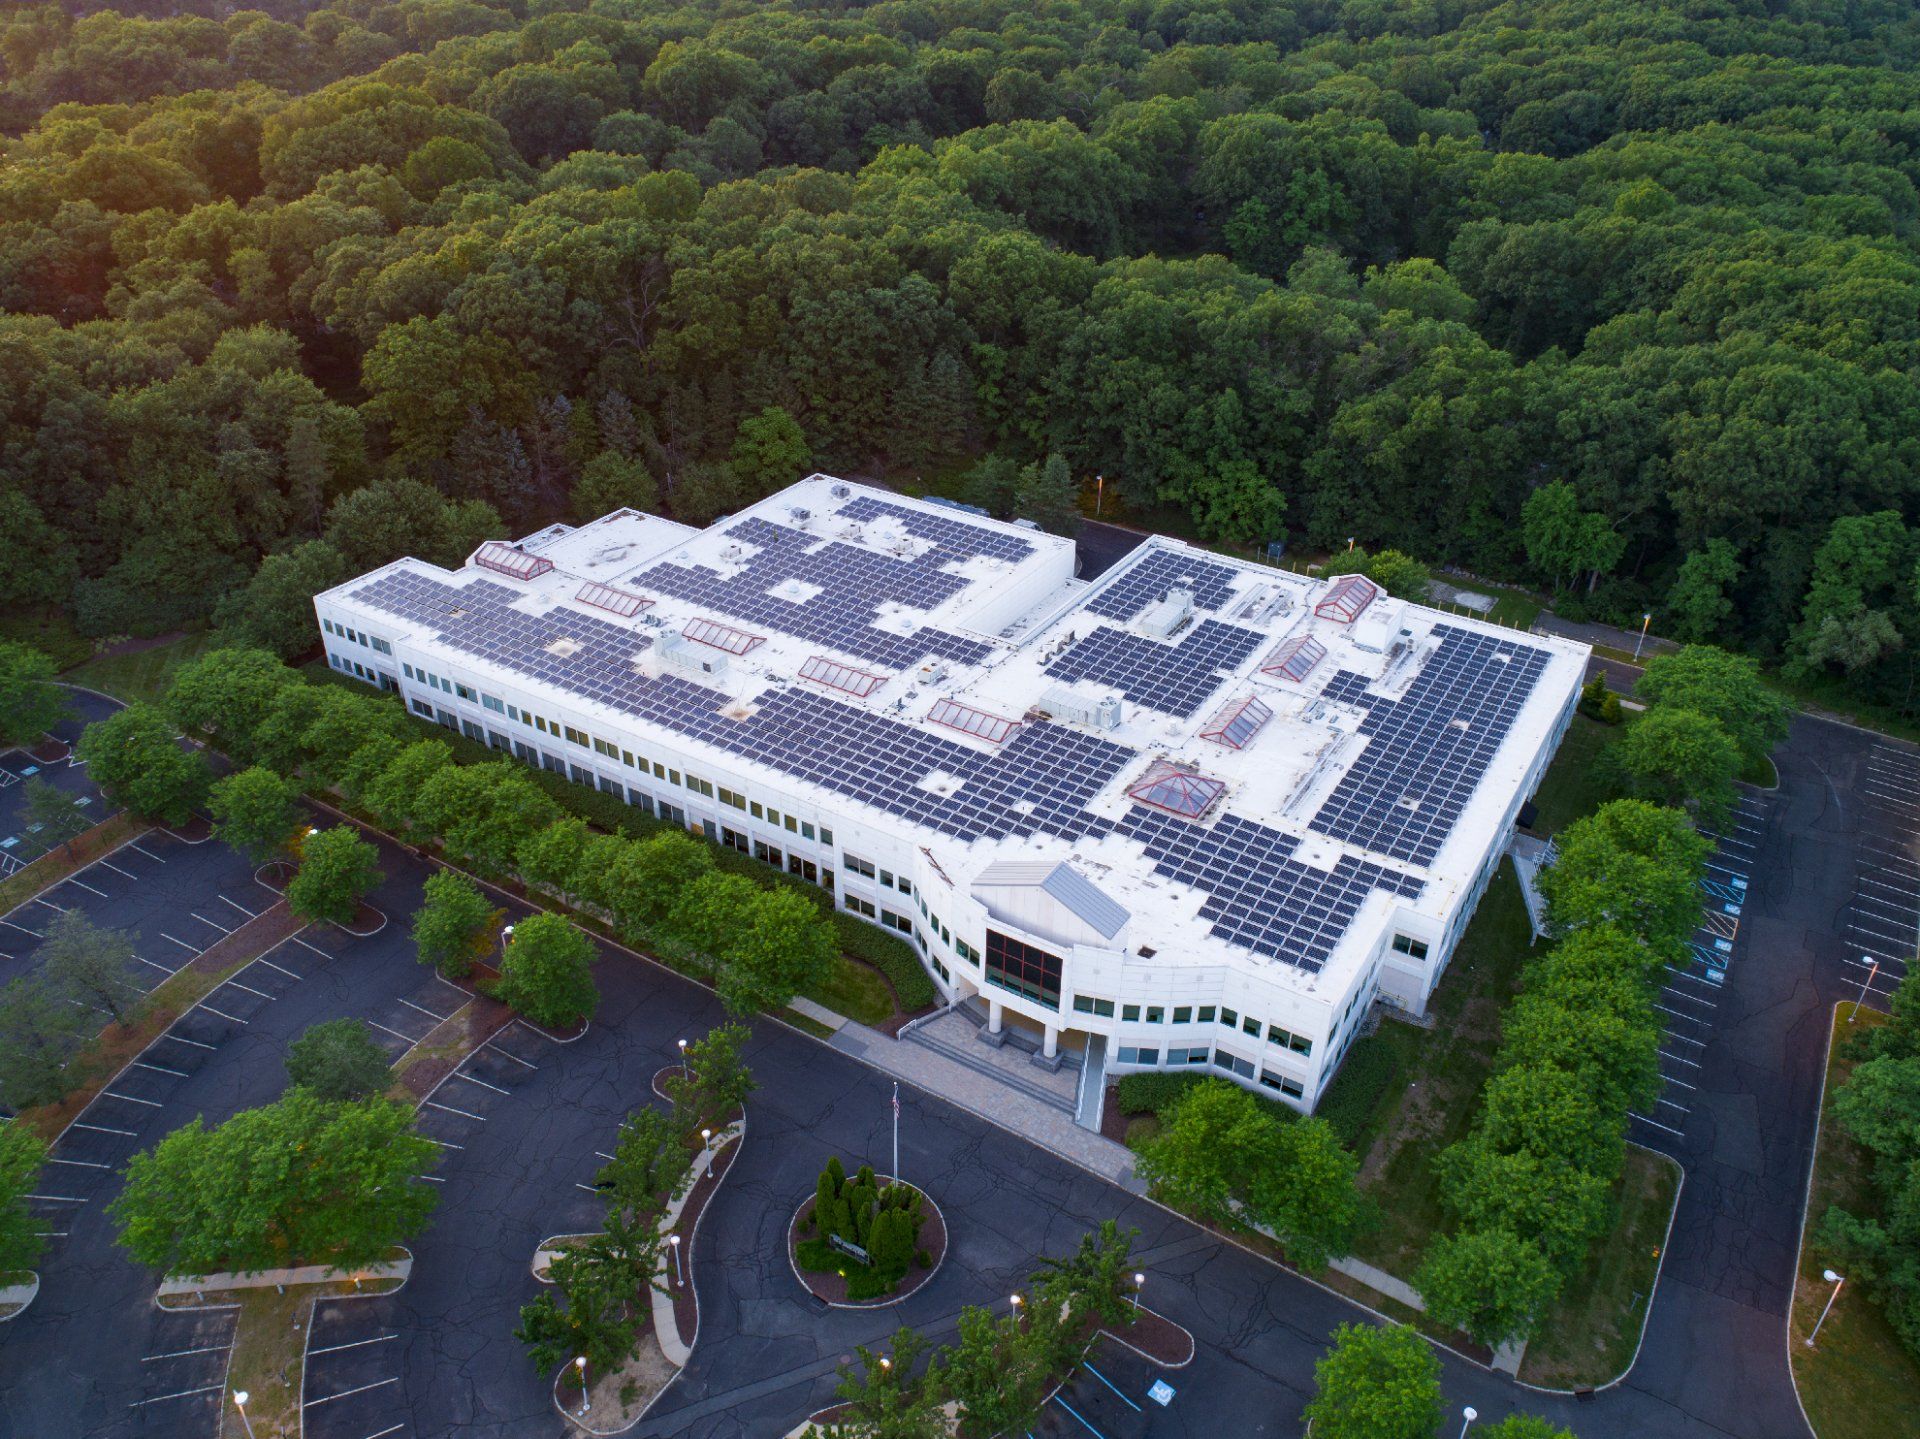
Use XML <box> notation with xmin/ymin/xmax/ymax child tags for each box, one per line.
<box><xmin>286</xmin><ymin>825</ymin><xmax>383</xmax><ymax>925</ymax></box>
<box><xmin>285</xmin><ymin>1018</ymin><xmax>391</xmax><ymax>1102</ymax></box>
<box><xmin>497</xmin><ymin>912</ymin><xmax>598</xmax><ymax>1026</ymax></box>
<box><xmin>0</xmin><ymin>642</ymin><xmax>68</xmax><ymax>746</ymax></box>
<box><xmin>1303</xmin><ymin>1322</ymin><xmax>1442</xmax><ymax>1439</ymax></box>
<box><xmin>77</xmin><ymin>704</ymin><xmax>210</xmax><ymax>826</ymax></box>
<box><xmin>207</xmin><ymin>765</ymin><xmax>304</xmax><ymax>864</ymax></box>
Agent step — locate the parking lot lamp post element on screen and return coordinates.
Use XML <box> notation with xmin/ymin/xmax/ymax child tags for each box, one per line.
<box><xmin>574</xmin><ymin>1356</ymin><xmax>588</xmax><ymax>1415</ymax></box>
<box><xmin>1633</xmin><ymin>611</ymin><xmax>1653</xmax><ymax>661</ymax></box>
<box><xmin>1808</xmin><ymin>1270</ymin><xmax>1845</xmax><ymax>1347</ymax></box>
<box><xmin>1458</xmin><ymin>1407</ymin><xmax>1477</xmax><ymax>1439</ymax></box>
<box><xmin>1132</xmin><ymin>1272</ymin><xmax>1144</xmax><ymax>1312</ymax></box>
<box><xmin>878</xmin><ymin>1355</ymin><xmax>891</xmax><ymax>1383</ymax></box>
<box><xmin>1009</xmin><ymin>1293</ymin><xmax>1023</xmax><ymax>1329</ymax></box>
<box><xmin>1851</xmin><ymin>959</ymin><xmax>1880</xmax><ymax>1022</ymax></box>
<box><xmin>677</xmin><ymin>1038</ymin><xmax>688</xmax><ymax>1079</ymax></box>
<box><xmin>701</xmin><ymin>1127</ymin><xmax>711</xmax><ymax>1157</ymax></box>
<box><xmin>233</xmin><ymin>1391</ymin><xmax>256</xmax><ymax>1439</ymax></box>
<box><xmin>669</xmin><ymin>1233</ymin><xmax>682</xmax><ymax>1286</ymax></box>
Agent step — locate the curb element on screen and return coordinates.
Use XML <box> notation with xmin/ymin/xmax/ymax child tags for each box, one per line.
<box><xmin>785</xmin><ymin>1177</ymin><xmax>948</xmax><ymax>1311</ymax></box>
<box><xmin>0</xmin><ymin>1272</ymin><xmax>40</xmax><ymax>1321</ymax></box>
<box><xmin>1783</xmin><ymin>1004</ymin><xmax>1848</xmax><ymax>1439</ymax></box>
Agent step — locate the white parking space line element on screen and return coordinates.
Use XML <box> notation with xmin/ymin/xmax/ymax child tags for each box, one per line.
<box><xmin>1633</xmin><ymin>1113</ymin><xmax>1686</xmax><ymax>1137</ymax></box>
<box><xmin>159</xmin><ymin>1033</ymin><xmax>215</xmax><ymax>1050</ymax></box>
<box><xmin>199</xmin><ymin>1005</ymin><xmax>248</xmax><ymax>1025</ymax></box>
<box><xmin>32</xmin><ymin>897</ymin><xmax>67</xmax><ymax>913</ymax></box>
<box><xmin>365</xmin><ymin>1019</ymin><xmax>417</xmax><ymax>1044</ymax></box>
<box><xmin>360</xmin><ymin>1424</ymin><xmax>406</xmax><ymax>1439</ymax></box>
<box><xmin>64</xmin><ymin>877</ymin><xmax>109</xmax><ymax>899</ymax></box>
<box><xmin>132</xmin><ymin>955</ymin><xmax>174</xmax><ymax>974</ymax></box>
<box><xmin>1660</xmin><ymin>1049</ymin><xmax>1703</xmax><ymax>1068</ymax></box>
<box><xmin>424</xmin><ymin>1137</ymin><xmax>464</xmax><ymax>1150</ymax></box>
<box><xmin>423</xmin><ymin>1100</ymin><xmax>484</xmax><ymax>1121</ymax></box>
<box><xmin>450</xmin><ymin>1071</ymin><xmax>508</xmax><ymax>1095</ymax></box>
<box><xmin>159</xmin><ymin>933</ymin><xmax>199</xmax><ymax>952</ymax></box>
<box><xmin>307</xmin><ymin>1334</ymin><xmax>397</xmax><ymax>1357</ymax></box>
<box><xmin>103</xmin><ymin>1090</ymin><xmax>162</xmax><ymax>1107</ymax></box>
<box><xmin>142</xmin><ymin>1345</ymin><xmax>228</xmax><ymax>1362</ymax></box>
<box><xmin>0</xmin><ymin>918</ymin><xmax>44</xmax><ymax>939</ymax></box>
<box><xmin>221</xmin><ymin>979</ymin><xmax>273</xmax><ymax>1000</ymax></box>
<box><xmin>97</xmin><ymin>859</ymin><xmax>137</xmax><ymax>880</ymax></box>
<box><xmin>189</xmin><ymin>912</ymin><xmax>232</xmax><ymax>935</ymax></box>
<box><xmin>291</xmin><ymin>935</ymin><xmax>330</xmax><ymax>957</ymax></box>
<box><xmin>255</xmin><ymin>956</ymin><xmax>303</xmax><ymax>980</ymax></box>
<box><xmin>305</xmin><ymin>1377</ymin><xmax>401</xmax><ymax>1406</ymax></box>
<box><xmin>129</xmin><ymin>1384</ymin><xmax>222</xmax><ymax>1407</ymax></box>
<box><xmin>46</xmin><ymin>1157</ymin><xmax>112</xmax><ymax>1169</ymax></box>
<box><xmin>219</xmin><ymin>894</ymin><xmax>257</xmax><ymax>919</ymax></box>
<box><xmin>397</xmin><ymin>998</ymin><xmax>449</xmax><ymax>1023</ymax></box>
<box><xmin>70</xmin><ymin>1122</ymin><xmax>136</xmax><ymax>1137</ymax></box>
<box><xmin>134</xmin><ymin>1060</ymin><xmax>188</xmax><ymax>1076</ymax></box>
<box><xmin>126</xmin><ymin>841</ymin><xmax>165</xmax><ymax>862</ymax></box>
<box><xmin>484</xmin><ymin>1044</ymin><xmax>536</xmax><ymax>1070</ymax></box>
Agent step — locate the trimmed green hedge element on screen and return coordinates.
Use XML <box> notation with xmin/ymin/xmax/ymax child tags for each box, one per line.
<box><xmin>310</xmin><ymin>662</ymin><xmax>937</xmax><ymax>1012</ymax></box>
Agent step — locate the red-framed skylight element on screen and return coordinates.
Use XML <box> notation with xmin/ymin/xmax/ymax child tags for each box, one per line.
<box><xmin>1314</xmin><ymin>573</ymin><xmax>1378</xmax><ymax>624</ymax></box>
<box><xmin>683</xmin><ymin>617</ymin><xmax>765</xmax><ymax>654</ymax></box>
<box><xmin>1261</xmin><ymin>634</ymin><xmax>1327</xmax><ymax>683</ymax></box>
<box><xmin>926</xmin><ymin>697</ymin><xmax>1020</xmax><ymax>744</ymax></box>
<box><xmin>576</xmin><ymin>581</ymin><xmax>652</xmax><ymax>618</ymax></box>
<box><xmin>1126</xmin><ymin>760</ymin><xmax>1227</xmax><ymax>820</ymax></box>
<box><xmin>799</xmin><ymin>654</ymin><xmax>887</xmax><ymax>697</ymax></box>
<box><xmin>474</xmin><ymin>541</ymin><xmax>553</xmax><ymax>581</ymax></box>
<box><xmin>1200</xmin><ymin>694</ymin><xmax>1273</xmax><ymax>750</ymax></box>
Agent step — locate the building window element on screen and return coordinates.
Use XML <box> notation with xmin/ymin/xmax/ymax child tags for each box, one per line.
<box><xmin>1072</xmin><ymin>995</ymin><xmax>1115</xmax><ymax>1018</ymax></box>
<box><xmin>881</xmin><ymin>909</ymin><xmax>912</xmax><ymax>934</ymax></box>
<box><xmin>1172</xmin><ymin>1006</ymin><xmax>1192</xmax><ymax>1024</ymax></box>
<box><xmin>720</xmin><ymin>827</ymin><xmax>749</xmax><ymax>854</ymax></box>
<box><xmin>1242</xmin><ymin>1015</ymin><xmax>1260</xmax><ymax>1037</ymax></box>
<box><xmin>569</xmin><ymin>764</ymin><xmax>594</xmax><ymax>786</ymax></box>
<box><xmin>598</xmin><ymin>775</ymin><xmax>622</xmax><ymax>798</ymax></box>
<box><xmin>844</xmin><ymin>893</ymin><xmax>876</xmax><ymax>918</ymax></box>
<box><xmin>845</xmin><ymin>855</ymin><xmax>876</xmax><ymax>879</ymax></box>
<box><xmin>1392</xmin><ymin>934</ymin><xmax>1431</xmax><ymax>960</ymax></box>
<box><xmin>1117</xmin><ymin>1047</ymin><xmax>1158</xmax><ymax>1066</ymax></box>
<box><xmin>686</xmin><ymin>776</ymin><xmax>714</xmax><ymax>798</ymax></box>
<box><xmin>1122</xmin><ymin>1004</ymin><xmax>1140</xmax><ymax>1022</ymax></box>
<box><xmin>984</xmin><ymin>929</ymin><xmax>1063</xmax><ymax>1010</ymax></box>
<box><xmin>750</xmin><ymin>801</ymin><xmax>764</xmax><ymax>819</ymax></box>
<box><xmin>482</xmin><ymin>694</ymin><xmax>504</xmax><ymax>713</ymax></box>
<box><xmin>1168</xmin><ymin>1046</ymin><xmax>1209</xmax><ymax>1065</ymax></box>
<box><xmin>564</xmin><ymin>726</ymin><xmax>589</xmax><ymax>747</ymax></box>
<box><xmin>1219</xmin><ymin>1007</ymin><xmax>1237</xmax><ymax>1028</ymax></box>
<box><xmin>411</xmin><ymin>699</ymin><xmax>433</xmax><ymax>717</ymax></box>
<box><xmin>719</xmin><ymin>788</ymin><xmax>747</xmax><ymax>811</ymax></box>
<box><xmin>627</xmin><ymin>789</ymin><xmax>654</xmax><ymax>814</ymax></box>
<box><xmin>754</xmin><ymin>840</ymin><xmax>783</xmax><ymax>868</ymax></box>
<box><xmin>1197</xmin><ymin>1006</ymin><xmax>1216</xmax><ymax>1023</ymax></box>
<box><xmin>1261</xmin><ymin>1071</ymin><xmax>1305</xmax><ymax>1098</ymax></box>
<box><xmin>930</xmin><ymin>955</ymin><xmax>950</xmax><ymax>982</ymax></box>
<box><xmin>820</xmin><ymin>827</ymin><xmax>834</xmax><ymax>846</ymax></box>
<box><xmin>1145</xmin><ymin>1006</ymin><xmax>1164</xmax><ymax>1024</ymax></box>
<box><xmin>1267</xmin><ymin>1025</ymin><xmax>1314</xmax><ymax>1056</ymax></box>
<box><xmin>1213</xmin><ymin>1050</ymin><xmax>1255</xmax><ymax>1080</ymax></box>
<box><xmin>455</xmin><ymin>683</ymin><xmax>477</xmax><ymax>702</ymax></box>
<box><xmin>955</xmin><ymin>938</ymin><xmax>978</xmax><ymax>964</ymax></box>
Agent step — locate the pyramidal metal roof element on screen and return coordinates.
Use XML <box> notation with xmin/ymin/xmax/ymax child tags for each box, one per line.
<box><xmin>1126</xmin><ymin>760</ymin><xmax>1227</xmax><ymax>820</ymax></box>
<box><xmin>973</xmin><ymin>860</ymin><xmax>1131</xmax><ymax>940</ymax></box>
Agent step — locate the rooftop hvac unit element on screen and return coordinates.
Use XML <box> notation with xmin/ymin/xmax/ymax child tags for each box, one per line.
<box><xmin>831</xmin><ymin>483</ymin><xmax>850</xmax><ymax>499</ymax></box>
<box><xmin>1039</xmin><ymin>685</ymin><xmax>1123</xmax><ymax>731</ymax></box>
<box><xmin>1137</xmin><ymin>587</ymin><xmax>1194</xmax><ymax>639</ymax></box>
<box><xmin>914</xmin><ymin>658</ymin><xmax>949</xmax><ymax>686</ymax></box>
<box><xmin>655</xmin><ymin>633</ymin><xmax>730</xmax><ymax>681</ymax></box>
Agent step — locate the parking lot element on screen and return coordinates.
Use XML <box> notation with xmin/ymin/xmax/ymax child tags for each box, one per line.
<box><xmin>0</xmin><ymin>687</ymin><xmax>120</xmax><ymax>877</ymax></box>
<box><xmin>126</xmin><ymin>1303</ymin><xmax>238</xmax><ymax>1437</ymax></box>
<box><xmin>302</xmin><ymin>1295</ymin><xmax>408</xmax><ymax>1439</ymax></box>
<box><xmin>1843</xmin><ymin>741</ymin><xmax>1920</xmax><ymax>1005</ymax></box>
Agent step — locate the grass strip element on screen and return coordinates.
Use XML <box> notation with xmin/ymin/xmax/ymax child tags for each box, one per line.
<box><xmin>1789</xmin><ymin>1006</ymin><xmax>1920</xmax><ymax>1439</ymax></box>
<box><xmin>0</xmin><ymin>812</ymin><xmax>145</xmax><ymax>917</ymax></box>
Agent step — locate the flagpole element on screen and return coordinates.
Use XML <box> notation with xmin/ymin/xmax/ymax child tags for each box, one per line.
<box><xmin>891</xmin><ymin>1082</ymin><xmax>900</xmax><ymax>1184</ymax></box>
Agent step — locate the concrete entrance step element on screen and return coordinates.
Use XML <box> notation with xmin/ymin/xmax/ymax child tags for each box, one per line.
<box><xmin>907</xmin><ymin>1024</ymin><xmax>1077</xmax><ymax>1115</ymax></box>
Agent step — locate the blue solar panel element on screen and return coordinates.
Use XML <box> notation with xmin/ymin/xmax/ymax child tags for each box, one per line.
<box><xmin>1122</xmin><ymin>806</ymin><xmax>1423</xmax><ymax>974</ymax></box>
<box><xmin>1044</xmin><ymin>619</ymin><xmax>1263</xmax><ymax>718</ymax></box>
<box><xmin>625</xmin><ymin>519</ymin><xmax>990</xmax><ymax>670</ymax></box>
<box><xmin>1085</xmin><ymin>549</ymin><xmax>1240</xmax><ymax>622</ymax></box>
<box><xmin>1309</xmin><ymin>626</ymin><xmax>1551</xmax><ymax>866</ymax></box>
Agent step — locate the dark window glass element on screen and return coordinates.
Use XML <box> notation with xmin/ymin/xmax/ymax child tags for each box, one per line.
<box><xmin>985</xmin><ymin>929</ymin><xmax>1063</xmax><ymax>1010</ymax></box>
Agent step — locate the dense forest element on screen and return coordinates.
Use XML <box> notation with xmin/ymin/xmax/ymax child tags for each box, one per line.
<box><xmin>2</xmin><ymin>0</ymin><xmax>1918</xmax><ymax>714</ymax></box>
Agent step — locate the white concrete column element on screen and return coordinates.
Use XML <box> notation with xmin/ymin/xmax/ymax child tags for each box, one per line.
<box><xmin>1042</xmin><ymin>1024</ymin><xmax>1059</xmax><ymax>1059</ymax></box>
<box><xmin>987</xmin><ymin>999</ymin><xmax>1004</xmax><ymax>1033</ymax></box>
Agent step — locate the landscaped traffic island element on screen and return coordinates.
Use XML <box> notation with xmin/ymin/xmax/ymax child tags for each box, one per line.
<box><xmin>790</xmin><ymin>1157</ymin><xmax>945</xmax><ymax>1306</ymax></box>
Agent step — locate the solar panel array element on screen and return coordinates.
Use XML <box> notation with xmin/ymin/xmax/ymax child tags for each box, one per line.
<box><xmin>1085</xmin><ymin>548</ymin><xmax>1241</xmax><ymax>622</ymax></box>
<box><xmin>835</xmin><ymin>496</ymin><xmax>1035</xmax><ymax>566</ymax></box>
<box><xmin>346</xmin><ymin>569</ymin><xmax>1133</xmax><ymax>846</ymax></box>
<box><xmin>1122</xmin><ymin>807</ymin><xmax>1424</xmax><ymax>973</ymax></box>
<box><xmin>1310</xmin><ymin>625</ymin><xmax>1552</xmax><ymax>866</ymax></box>
<box><xmin>1045</xmin><ymin>619</ymin><xmax>1264</xmax><ymax>718</ymax></box>
<box><xmin>628</xmin><ymin>518</ymin><xmax>991</xmax><ymax>671</ymax></box>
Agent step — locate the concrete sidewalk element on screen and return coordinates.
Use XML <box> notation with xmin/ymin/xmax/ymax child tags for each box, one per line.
<box><xmin>159</xmin><ymin>1254</ymin><xmax>411</xmax><ymax>1297</ymax></box>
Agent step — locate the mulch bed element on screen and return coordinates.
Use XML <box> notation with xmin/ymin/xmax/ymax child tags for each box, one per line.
<box><xmin>789</xmin><ymin>1183</ymin><xmax>947</xmax><ymax>1307</ymax></box>
<box><xmin>1099</xmin><ymin>1083</ymin><xmax>1132</xmax><ymax>1144</ymax></box>
<box><xmin>1100</xmin><ymin>1305</ymin><xmax>1195</xmax><ymax>1366</ymax></box>
<box><xmin>162</xmin><ymin>815</ymin><xmax>211</xmax><ymax>842</ymax></box>
<box><xmin>665</xmin><ymin>1131</ymin><xmax>740</xmax><ymax>1346</ymax></box>
<box><xmin>337</xmin><ymin>900</ymin><xmax>386</xmax><ymax>936</ymax></box>
<box><xmin>254</xmin><ymin>860</ymin><xmax>294</xmax><ymax>890</ymax></box>
<box><xmin>28</xmin><ymin>738</ymin><xmax>69</xmax><ymax>763</ymax></box>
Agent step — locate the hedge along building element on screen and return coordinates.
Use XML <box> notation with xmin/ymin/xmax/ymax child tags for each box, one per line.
<box><xmin>314</xmin><ymin>477</ymin><xmax>1586</xmax><ymax>1115</ymax></box>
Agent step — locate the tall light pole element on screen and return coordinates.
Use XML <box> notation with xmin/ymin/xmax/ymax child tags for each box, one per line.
<box><xmin>1458</xmin><ymin>1406</ymin><xmax>1478</xmax><ymax>1439</ymax></box>
<box><xmin>701</xmin><ymin>1127</ymin><xmax>711</xmax><ymax>1157</ymax></box>
<box><xmin>669</xmin><ymin>1232</ymin><xmax>682</xmax><ymax>1286</ymax></box>
<box><xmin>890</xmin><ymin>1082</ymin><xmax>900</xmax><ymax>1184</ymax></box>
<box><xmin>232</xmin><ymin>1390</ymin><xmax>257</xmax><ymax>1439</ymax></box>
<box><xmin>1633</xmin><ymin>612</ymin><xmax>1653</xmax><ymax>661</ymax></box>
<box><xmin>1094</xmin><ymin>474</ymin><xmax>1104</xmax><ymax>518</ymax></box>
<box><xmin>1807</xmin><ymin>1270</ymin><xmax>1845</xmax><ymax>1347</ymax></box>
<box><xmin>1851</xmin><ymin>959</ymin><xmax>1880</xmax><ymax>1022</ymax></box>
<box><xmin>574</xmin><ymin>1355</ymin><xmax>589</xmax><ymax>1415</ymax></box>
<box><xmin>1132</xmin><ymin>1271</ymin><xmax>1145</xmax><ymax>1312</ymax></box>
<box><xmin>677</xmin><ymin>1037</ymin><xmax>688</xmax><ymax>1079</ymax></box>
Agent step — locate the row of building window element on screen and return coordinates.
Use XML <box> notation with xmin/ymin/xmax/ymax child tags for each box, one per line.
<box><xmin>322</xmin><ymin>618</ymin><xmax>392</xmax><ymax>656</ymax></box>
<box><xmin>330</xmin><ymin>653</ymin><xmax>395</xmax><ymax>689</ymax></box>
<box><xmin>1067</xmin><ymin>996</ymin><xmax>1314</xmax><ymax>1056</ymax></box>
<box><xmin>1392</xmin><ymin>933</ymin><xmax>1430</xmax><ymax>960</ymax></box>
<box><xmin>843</xmin><ymin>855</ymin><xmax>912</xmax><ymax>896</ymax></box>
<box><xmin>1114</xmin><ymin>1045</ymin><xmax>1306</xmax><ymax>1098</ymax></box>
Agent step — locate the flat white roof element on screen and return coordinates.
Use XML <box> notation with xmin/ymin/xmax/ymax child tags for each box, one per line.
<box><xmin>320</xmin><ymin>477</ymin><xmax>1588</xmax><ymax>1004</ymax></box>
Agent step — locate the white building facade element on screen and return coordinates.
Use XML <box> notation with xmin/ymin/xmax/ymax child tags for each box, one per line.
<box><xmin>315</xmin><ymin>478</ymin><xmax>1587</xmax><ymax>1113</ymax></box>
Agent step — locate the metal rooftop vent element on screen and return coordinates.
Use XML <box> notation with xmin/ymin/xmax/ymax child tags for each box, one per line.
<box><xmin>1127</xmin><ymin>760</ymin><xmax>1227</xmax><ymax>820</ymax></box>
<box><xmin>474</xmin><ymin>542</ymin><xmax>553</xmax><ymax>581</ymax></box>
<box><xmin>1200</xmin><ymin>694</ymin><xmax>1273</xmax><ymax>750</ymax></box>
<box><xmin>1314</xmin><ymin>573</ymin><xmax>1379</xmax><ymax>624</ymax></box>
<box><xmin>926</xmin><ymin>697</ymin><xmax>1020</xmax><ymax>745</ymax></box>
<box><xmin>575</xmin><ymin>581</ymin><xmax>651</xmax><ymax>618</ymax></box>
<box><xmin>1261</xmin><ymin>634</ymin><xmax>1327</xmax><ymax>683</ymax></box>
<box><xmin>799</xmin><ymin>654</ymin><xmax>886</xmax><ymax>698</ymax></box>
<box><xmin>683</xmin><ymin>617</ymin><xmax>764</xmax><ymax>655</ymax></box>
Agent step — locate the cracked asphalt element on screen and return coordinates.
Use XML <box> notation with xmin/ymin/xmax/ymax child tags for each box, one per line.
<box><xmin>0</xmin><ymin>708</ymin><xmax>1901</xmax><ymax>1438</ymax></box>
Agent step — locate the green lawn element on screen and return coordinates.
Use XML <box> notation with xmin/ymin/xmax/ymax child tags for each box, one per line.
<box><xmin>1528</xmin><ymin>714</ymin><xmax>1628</xmax><ymax>838</ymax></box>
<box><xmin>800</xmin><ymin>956</ymin><xmax>895</xmax><ymax>1028</ymax></box>
<box><xmin>1520</xmin><ymin>1146</ymin><xmax>1682</xmax><ymax>1387</ymax></box>
<box><xmin>1341</xmin><ymin>863</ymin><xmax>1539</xmax><ymax>1274</ymax></box>
<box><xmin>1792</xmin><ymin>1008</ymin><xmax>1920</xmax><ymax>1439</ymax></box>
<box><xmin>64</xmin><ymin>631</ymin><xmax>218</xmax><ymax>707</ymax></box>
